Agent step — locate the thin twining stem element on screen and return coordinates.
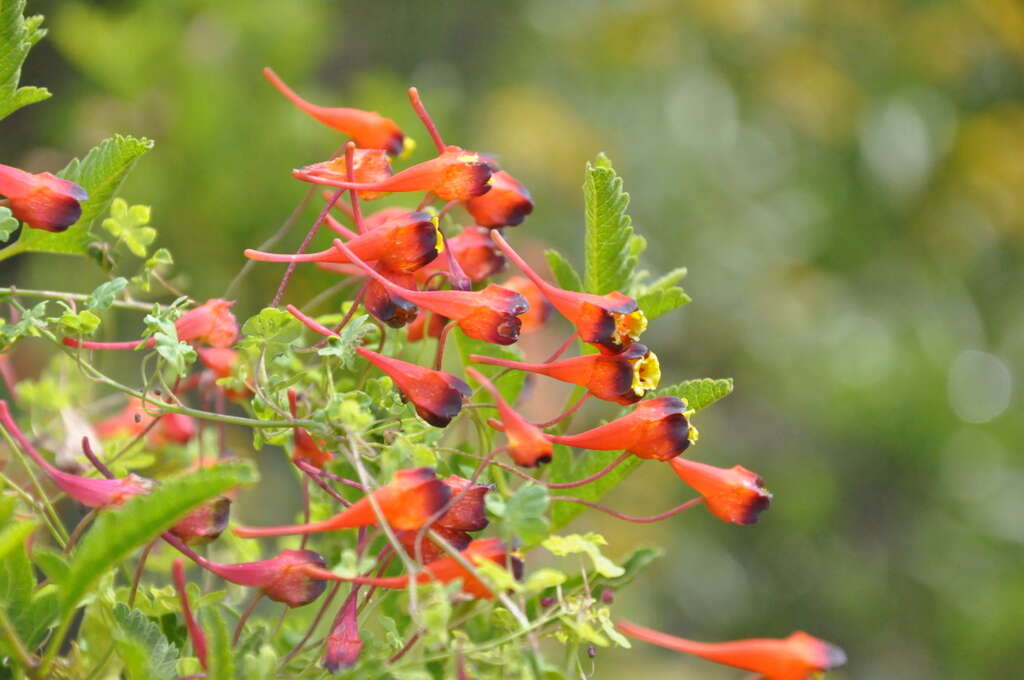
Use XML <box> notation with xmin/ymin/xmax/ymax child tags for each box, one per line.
<box><xmin>453</xmin><ymin>449</ymin><xmax>632</xmax><ymax>490</ymax></box>
<box><xmin>549</xmin><ymin>495</ymin><xmax>704</xmax><ymax>523</ymax></box>
<box><xmin>271</xmin><ymin>186</ymin><xmax>347</xmax><ymax>307</ymax></box>
<box><xmin>531</xmin><ymin>392</ymin><xmax>591</xmax><ymax>428</ymax></box>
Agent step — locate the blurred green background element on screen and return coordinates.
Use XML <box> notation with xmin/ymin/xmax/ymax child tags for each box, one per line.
<box><xmin>4</xmin><ymin>0</ymin><xmax>1023</xmax><ymax>676</ymax></box>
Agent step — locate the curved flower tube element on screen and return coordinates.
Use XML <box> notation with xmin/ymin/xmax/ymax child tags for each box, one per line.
<box><xmin>263</xmin><ymin>67</ymin><xmax>408</xmax><ymax>155</ymax></box>
<box><xmin>323</xmin><ymin>589</ymin><xmax>363</xmax><ymax>671</ymax></box>
<box><xmin>245</xmin><ymin>211</ymin><xmax>439</xmax><ymax>273</ymax></box>
<box><xmin>546</xmin><ymin>396</ymin><xmax>696</xmax><ymax>461</ymax></box>
<box><xmin>396</xmin><ymin>474</ymin><xmax>492</xmax><ymax>562</ymax></box>
<box><xmin>616</xmin><ymin>620</ymin><xmax>846</xmax><ymax>680</ymax></box>
<box><xmin>465</xmin><ymin>367</ymin><xmax>553</xmax><ymax>467</ymax></box>
<box><xmin>0</xmin><ymin>163</ymin><xmax>87</xmax><ymax>232</ymax></box>
<box><xmin>465</xmin><ymin>168</ymin><xmax>533</xmax><ymax>228</ymax></box>
<box><xmin>471</xmin><ymin>343</ymin><xmax>660</xmax><ymax>405</ymax></box>
<box><xmin>233</xmin><ymin>467</ymin><xmax>450</xmax><ymax>537</ymax></box>
<box><xmin>331</xmin><ymin>238</ymin><xmax>527</xmax><ymax>345</ymax></box>
<box><xmin>356</xmin><ymin>347</ymin><xmax>470</xmax><ymax>427</ymax></box>
<box><xmin>295</xmin><ymin>146</ymin><xmax>493</xmax><ymax>202</ymax></box>
<box><xmin>416</xmin><ymin>226</ymin><xmax>505</xmax><ymax>284</ymax></box>
<box><xmin>303</xmin><ymin>537</ymin><xmax>522</xmax><ymax>600</ymax></box>
<box><xmin>668</xmin><ymin>457</ymin><xmax>772</xmax><ymax>525</ymax></box>
<box><xmin>172</xmin><ymin>559</ymin><xmax>208</xmax><ymax>669</ymax></box>
<box><xmin>299</xmin><ymin>149</ymin><xmax>393</xmax><ymax>200</ymax></box>
<box><xmin>63</xmin><ymin>299</ymin><xmax>238</xmax><ymax>351</ymax></box>
<box><xmin>491</xmin><ymin>230</ymin><xmax>647</xmax><ymax>353</ymax></box>
<box><xmin>0</xmin><ymin>400</ymin><xmax>154</xmax><ymax>508</ymax></box>
<box><xmin>406</xmin><ymin>310</ymin><xmax>448</xmax><ymax>342</ymax></box>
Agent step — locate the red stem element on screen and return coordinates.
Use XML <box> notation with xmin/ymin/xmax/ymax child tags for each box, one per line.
<box><xmin>173</xmin><ymin>559</ymin><xmax>209</xmax><ymax>669</ymax></box>
<box><xmin>407</xmin><ymin>87</ymin><xmax>445</xmax><ymax>153</ymax></box>
<box><xmin>549</xmin><ymin>495</ymin><xmax>704</xmax><ymax>523</ymax></box>
<box><xmin>271</xmin><ymin>187</ymin><xmax>346</xmax><ymax>307</ymax></box>
<box><xmin>62</xmin><ymin>337</ymin><xmax>154</xmax><ymax>350</ymax></box>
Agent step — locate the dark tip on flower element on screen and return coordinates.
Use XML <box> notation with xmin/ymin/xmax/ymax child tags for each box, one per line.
<box><xmin>436</xmin><ymin>159</ymin><xmax>493</xmax><ymax>201</ymax></box>
<box><xmin>465</xmin><ymin>170</ymin><xmax>534</xmax><ymax>228</ymax></box>
<box><xmin>170</xmin><ymin>496</ymin><xmax>232</xmax><ymax>545</ymax></box>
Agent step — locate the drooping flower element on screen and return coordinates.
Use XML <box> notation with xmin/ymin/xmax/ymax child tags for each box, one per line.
<box><xmin>471</xmin><ymin>343</ymin><xmax>660</xmax><ymax>405</ymax></box>
<box><xmin>491</xmin><ymin>230</ymin><xmax>647</xmax><ymax>353</ymax></box>
<box><xmin>465</xmin><ymin>168</ymin><xmax>533</xmax><ymax>228</ymax></box>
<box><xmin>296</xmin><ymin>146</ymin><xmax>493</xmax><ymax>201</ymax></box>
<box><xmin>233</xmin><ymin>467</ymin><xmax>450</xmax><ymax>537</ymax></box>
<box><xmin>323</xmin><ymin>590</ymin><xmax>363</xmax><ymax>672</ymax></box>
<box><xmin>502</xmin><ymin>275</ymin><xmax>551</xmax><ymax>334</ymax></box>
<box><xmin>417</xmin><ymin>226</ymin><xmax>505</xmax><ymax>284</ymax></box>
<box><xmin>0</xmin><ymin>163</ymin><xmax>87</xmax><ymax>232</ymax></box>
<box><xmin>616</xmin><ymin>620</ymin><xmax>846</xmax><ymax>680</ymax></box>
<box><xmin>95</xmin><ymin>397</ymin><xmax>197</xmax><ymax>446</ymax></box>
<box><xmin>287</xmin><ymin>389</ymin><xmax>333</xmax><ymax>468</ymax></box>
<box><xmin>332</xmin><ymin>238</ymin><xmax>527</xmax><ymax>345</ymax></box>
<box><xmin>669</xmin><ymin>457</ymin><xmax>772</xmax><ymax>525</ymax></box>
<box><xmin>356</xmin><ymin>347</ymin><xmax>470</xmax><ymax>427</ymax></box>
<box><xmin>360</xmin><ymin>265</ymin><xmax>420</xmax><ymax>328</ymax></box>
<box><xmin>0</xmin><ymin>400</ymin><xmax>154</xmax><ymax>508</ymax></box>
<box><xmin>244</xmin><ymin>211</ymin><xmax>439</xmax><ymax>273</ymax></box>
<box><xmin>303</xmin><ymin>537</ymin><xmax>522</xmax><ymax>600</ymax></box>
<box><xmin>169</xmin><ymin>496</ymin><xmax>232</xmax><ymax>545</ymax></box>
<box><xmin>546</xmin><ymin>397</ymin><xmax>696</xmax><ymax>461</ymax></box>
<box><xmin>63</xmin><ymin>299</ymin><xmax>238</xmax><ymax>351</ymax></box>
<box><xmin>299</xmin><ymin>149</ymin><xmax>393</xmax><ymax>200</ymax></box>
<box><xmin>465</xmin><ymin>368</ymin><xmax>553</xmax><ymax>467</ymax></box>
<box><xmin>263</xmin><ymin>67</ymin><xmax>408</xmax><ymax>155</ymax></box>
<box><xmin>396</xmin><ymin>475</ymin><xmax>492</xmax><ymax>563</ymax></box>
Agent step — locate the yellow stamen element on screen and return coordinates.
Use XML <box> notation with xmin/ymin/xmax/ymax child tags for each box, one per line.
<box><xmin>630</xmin><ymin>351</ymin><xmax>661</xmax><ymax>396</ymax></box>
<box><xmin>399</xmin><ymin>136</ymin><xmax>417</xmax><ymax>159</ymax></box>
<box><xmin>612</xmin><ymin>309</ymin><xmax>648</xmax><ymax>346</ymax></box>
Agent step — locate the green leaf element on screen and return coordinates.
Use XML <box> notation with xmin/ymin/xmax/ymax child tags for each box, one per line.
<box><xmin>240</xmin><ymin>307</ymin><xmax>303</xmax><ymax>360</ymax></box>
<box><xmin>583</xmin><ymin>153</ymin><xmax>639</xmax><ymax>295</ymax></box>
<box><xmin>318</xmin><ymin>314</ymin><xmax>371</xmax><ymax>369</ymax></box>
<box><xmin>503</xmin><ymin>485</ymin><xmax>550</xmax><ymax>547</ymax></box>
<box><xmin>204</xmin><ymin>606</ymin><xmax>235</xmax><ymax>680</ymax></box>
<box><xmin>30</xmin><ymin>547</ymin><xmax>70</xmax><ymax>584</ymax></box>
<box><xmin>131</xmin><ymin>247</ymin><xmax>173</xmax><ymax>292</ymax></box>
<box><xmin>146</xmin><ymin>313</ymin><xmax>196</xmax><ymax>377</ymax></box>
<box><xmin>599</xmin><ymin>546</ymin><xmax>663</xmax><ymax>589</ymax></box>
<box><xmin>544</xmin><ymin>249</ymin><xmax>583</xmax><ymax>292</ymax></box>
<box><xmin>9</xmin><ymin>135</ymin><xmax>153</xmax><ymax>257</ymax></box>
<box><xmin>102</xmin><ymin>198</ymin><xmax>155</xmax><ymax>257</ymax></box>
<box><xmin>85</xmin><ymin>277</ymin><xmax>129</xmax><ymax>311</ymax></box>
<box><xmin>636</xmin><ymin>267</ymin><xmax>691</xmax><ymax>320</ymax></box>
<box><xmin>112</xmin><ymin>603</ymin><xmax>179</xmax><ymax>680</ymax></box>
<box><xmin>58</xmin><ymin>309</ymin><xmax>101</xmax><ymax>335</ymax></box>
<box><xmin>657</xmin><ymin>377</ymin><xmax>734</xmax><ymax>411</ymax></box>
<box><xmin>61</xmin><ymin>462</ymin><xmax>258</xmax><ymax>614</ymax></box>
<box><xmin>0</xmin><ymin>1</ymin><xmax>51</xmax><ymax>120</ymax></box>
<box><xmin>0</xmin><ymin>529</ymin><xmax>57</xmax><ymax>649</ymax></box>
<box><xmin>543</xmin><ymin>533</ymin><xmax>624</xmax><ymax>578</ymax></box>
<box><xmin>0</xmin><ymin>207</ymin><xmax>19</xmax><ymax>241</ymax></box>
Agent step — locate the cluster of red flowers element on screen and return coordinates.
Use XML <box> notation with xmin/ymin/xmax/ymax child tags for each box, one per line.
<box><xmin>3</xmin><ymin>69</ymin><xmax>845</xmax><ymax>678</ymax></box>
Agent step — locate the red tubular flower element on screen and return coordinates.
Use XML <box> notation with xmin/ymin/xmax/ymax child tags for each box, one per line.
<box><xmin>263</xmin><ymin>67</ymin><xmax>407</xmax><ymax>155</ymax></box>
<box><xmin>616</xmin><ymin>620</ymin><xmax>846</xmax><ymax>680</ymax></box>
<box><xmin>233</xmin><ymin>467</ymin><xmax>450</xmax><ymax>537</ymax></box>
<box><xmin>465</xmin><ymin>169</ymin><xmax>533</xmax><ymax>228</ymax></box>
<box><xmin>172</xmin><ymin>559</ymin><xmax>208</xmax><ymax>669</ymax></box>
<box><xmin>63</xmin><ymin>299</ymin><xmax>238</xmax><ymax>351</ymax></box>
<box><xmin>245</xmin><ymin>212</ymin><xmax>439</xmax><ymax>273</ymax></box>
<box><xmin>0</xmin><ymin>163</ymin><xmax>87</xmax><ymax>232</ymax></box>
<box><xmin>169</xmin><ymin>496</ymin><xmax>232</xmax><ymax>545</ymax></box>
<box><xmin>417</xmin><ymin>226</ymin><xmax>505</xmax><ymax>284</ymax></box>
<box><xmin>396</xmin><ymin>474</ymin><xmax>492</xmax><ymax>562</ymax></box>
<box><xmin>362</xmin><ymin>265</ymin><xmax>420</xmax><ymax>328</ymax></box>
<box><xmin>465</xmin><ymin>368</ymin><xmax>553</xmax><ymax>467</ymax></box>
<box><xmin>406</xmin><ymin>310</ymin><xmax>448</xmax><ymax>342</ymax></box>
<box><xmin>323</xmin><ymin>590</ymin><xmax>363</xmax><ymax>672</ymax></box>
<box><xmin>503</xmin><ymin>276</ymin><xmax>551</xmax><ymax>334</ymax></box>
<box><xmin>287</xmin><ymin>389</ymin><xmax>333</xmax><ymax>468</ymax></box>
<box><xmin>471</xmin><ymin>343</ymin><xmax>660</xmax><ymax>405</ymax></box>
<box><xmin>304</xmin><ymin>537</ymin><xmax>522</xmax><ymax>600</ymax></box>
<box><xmin>295</xmin><ymin>146</ymin><xmax>493</xmax><ymax>201</ymax></box>
<box><xmin>0</xmin><ymin>400</ymin><xmax>154</xmax><ymax>508</ymax></box>
<box><xmin>491</xmin><ymin>231</ymin><xmax>647</xmax><ymax>353</ymax></box>
<box><xmin>332</xmin><ymin>238</ymin><xmax>527</xmax><ymax>345</ymax></box>
<box><xmin>356</xmin><ymin>347</ymin><xmax>470</xmax><ymax>427</ymax></box>
<box><xmin>95</xmin><ymin>397</ymin><xmax>196</xmax><ymax>446</ymax></box>
<box><xmin>668</xmin><ymin>457</ymin><xmax>772</xmax><ymax>525</ymax></box>
<box><xmin>546</xmin><ymin>397</ymin><xmax>696</xmax><ymax>461</ymax></box>
<box><xmin>300</xmin><ymin>150</ymin><xmax>393</xmax><ymax>200</ymax></box>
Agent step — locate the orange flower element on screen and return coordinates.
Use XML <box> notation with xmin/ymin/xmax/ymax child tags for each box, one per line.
<box><xmin>466</xmin><ymin>367</ymin><xmax>553</xmax><ymax>467</ymax></box>
<box><xmin>299</xmin><ymin>149</ymin><xmax>393</xmax><ymax>200</ymax></box>
<box><xmin>405</xmin><ymin>310</ymin><xmax>448</xmax><ymax>342</ymax></box>
<box><xmin>332</xmin><ymin>238</ymin><xmax>527</xmax><ymax>345</ymax></box>
<box><xmin>668</xmin><ymin>457</ymin><xmax>772</xmax><ymax>525</ymax></box>
<box><xmin>0</xmin><ymin>163</ymin><xmax>87</xmax><ymax>232</ymax></box>
<box><xmin>471</xmin><ymin>343</ymin><xmax>660</xmax><ymax>405</ymax></box>
<box><xmin>263</xmin><ymin>67</ymin><xmax>407</xmax><ymax>155</ymax></box>
<box><xmin>465</xmin><ymin>169</ymin><xmax>533</xmax><ymax>228</ymax></box>
<box><xmin>95</xmin><ymin>397</ymin><xmax>197</xmax><ymax>446</ymax></box>
<box><xmin>169</xmin><ymin>497</ymin><xmax>232</xmax><ymax>545</ymax></box>
<box><xmin>546</xmin><ymin>397</ymin><xmax>696</xmax><ymax>461</ymax></box>
<box><xmin>361</xmin><ymin>265</ymin><xmax>420</xmax><ymax>328</ymax></box>
<box><xmin>502</xmin><ymin>275</ymin><xmax>551</xmax><ymax>334</ymax></box>
<box><xmin>296</xmin><ymin>146</ymin><xmax>493</xmax><ymax>201</ymax></box>
<box><xmin>396</xmin><ymin>474</ymin><xmax>492</xmax><ymax>562</ymax></box>
<box><xmin>616</xmin><ymin>620</ymin><xmax>846</xmax><ymax>680</ymax></box>
<box><xmin>416</xmin><ymin>226</ymin><xmax>506</xmax><ymax>284</ymax></box>
<box><xmin>356</xmin><ymin>347</ymin><xmax>471</xmax><ymax>427</ymax></box>
<box><xmin>64</xmin><ymin>299</ymin><xmax>238</xmax><ymax>351</ymax></box>
<box><xmin>491</xmin><ymin>231</ymin><xmax>646</xmax><ymax>353</ymax></box>
<box><xmin>287</xmin><ymin>389</ymin><xmax>333</xmax><ymax>468</ymax></box>
<box><xmin>304</xmin><ymin>537</ymin><xmax>522</xmax><ymax>600</ymax></box>
<box><xmin>233</xmin><ymin>467</ymin><xmax>450</xmax><ymax>537</ymax></box>
<box><xmin>245</xmin><ymin>212</ymin><xmax>439</xmax><ymax>273</ymax></box>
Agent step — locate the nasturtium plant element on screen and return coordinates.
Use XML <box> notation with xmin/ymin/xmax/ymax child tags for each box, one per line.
<box><xmin>0</xmin><ymin>6</ymin><xmax>846</xmax><ymax>680</ymax></box>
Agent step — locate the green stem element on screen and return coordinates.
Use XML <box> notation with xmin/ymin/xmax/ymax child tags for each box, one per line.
<box><xmin>0</xmin><ymin>286</ymin><xmax>154</xmax><ymax>311</ymax></box>
<box><xmin>0</xmin><ymin>607</ymin><xmax>36</xmax><ymax>674</ymax></box>
<box><xmin>0</xmin><ymin>427</ymin><xmax>68</xmax><ymax>547</ymax></box>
